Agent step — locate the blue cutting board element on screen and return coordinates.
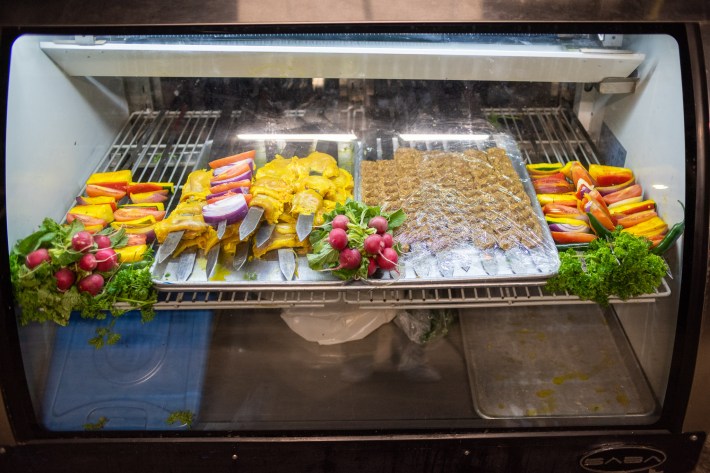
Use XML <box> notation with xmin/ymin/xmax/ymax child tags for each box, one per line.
<box><xmin>42</xmin><ymin>310</ymin><xmax>212</xmax><ymax>431</ymax></box>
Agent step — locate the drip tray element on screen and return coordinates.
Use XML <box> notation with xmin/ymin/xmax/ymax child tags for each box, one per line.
<box><xmin>461</xmin><ymin>306</ymin><xmax>658</xmax><ymax>423</ymax></box>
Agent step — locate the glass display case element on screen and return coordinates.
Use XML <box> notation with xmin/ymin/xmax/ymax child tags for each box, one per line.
<box><xmin>0</xmin><ymin>6</ymin><xmax>709</xmax><ymax>472</ymax></box>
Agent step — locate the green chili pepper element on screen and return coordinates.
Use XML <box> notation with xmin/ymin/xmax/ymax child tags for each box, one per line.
<box><xmin>587</xmin><ymin>212</ymin><xmax>613</xmax><ymax>240</ymax></box>
<box><xmin>555</xmin><ymin>243</ymin><xmax>591</xmax><ymax>252</ymax></box>
<box><xmin>651</xmin><ymin>201</ymin><xmax>685</xmax><ymax>255</ymax></box>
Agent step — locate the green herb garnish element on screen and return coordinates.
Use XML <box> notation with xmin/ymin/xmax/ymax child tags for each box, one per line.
<box><xmin>84</xmin><ymin>416</ymin><xmax>109</xmax><ymax>431</ymax></box>
<box><xmin>10</xmin><ymin>218</ymin><xmax>158</xmax><ymax>343</ymax></box>
<box><xmin>545</xmin><ymin>228</ymin><xmax>668</xmax><ymax>305</ymax></box>
<box><xmin>166</xmin><ymin>410</ymin><xmax>194</xmax><ymax>429</ymax></box>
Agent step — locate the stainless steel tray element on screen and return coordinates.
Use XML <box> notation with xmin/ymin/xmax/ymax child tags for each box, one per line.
<box><xmin>460</xmin><ymin>305</ymin><xmax>658</xmax><ymax>424</ymax></box>
<box><xmin>151</xmin><ymin>133</ymin><xmax>560</xmax><ymax>290</ymax></box>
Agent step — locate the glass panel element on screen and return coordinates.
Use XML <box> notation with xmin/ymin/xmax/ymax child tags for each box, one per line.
<box><xmin>6</xmin><ymin>31</ymin><xmax>684</xmax><ymax>433</ymax></box>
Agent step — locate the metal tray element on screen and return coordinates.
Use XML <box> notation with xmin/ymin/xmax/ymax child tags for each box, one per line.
<box><xmin>151</xmin><ymin>133</ymin><xmax>559</xmax><ymax>290</ymax></box>
<box><xmin>460</xmin><ymin>305</ymin><xmax>658</xmax><ymax>424</ymax></box>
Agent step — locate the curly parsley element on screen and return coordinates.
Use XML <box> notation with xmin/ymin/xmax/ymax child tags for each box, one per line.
<box><xmin>10</xmin><ymin>218</ymin><xmax>158</xmax><ymax>346</ymax></box>
<box><xmin>545</xmin><ymin>229</ymin><xmax>668</xmax><ymax>305</ymax></box>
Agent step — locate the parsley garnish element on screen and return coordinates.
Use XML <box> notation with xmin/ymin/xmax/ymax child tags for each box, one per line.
<box><xmin>545</xmin><ymin>229</ymin><xmax>668</xmax><ymax>305</ymax></box>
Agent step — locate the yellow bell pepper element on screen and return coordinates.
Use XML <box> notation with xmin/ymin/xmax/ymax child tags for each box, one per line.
<box><xmin>110</xmin><ymin>215</ymin><xmax>156</xmax><ymax>230</ymax></box>
<box><xmin>67</xmin><ymin>204</ymin><xmax>114</xmax><ymax>223</ymax></box>
<box><xmin>86</xmin><ymin>169</ymin><xmax>132</xmax><ymax>189</ymax></box>
<box><xmin>115</xmin><ymin>244</ymin><xmax>148</xmax><ymax>263</ymax></box>
<box><xmin>623</xmin><ymin>216</ymin><xmax>669</xmax><ymax>237</ymax></box>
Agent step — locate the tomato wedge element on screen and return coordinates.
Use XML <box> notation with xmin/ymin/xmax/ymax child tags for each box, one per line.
<box><xmin>65</xmin><ymin>213</ymin><xmax>107</xmax><ymax>227</ymax></box>
<box><xmin>130</xmin><ymin>189</ymin><xmax>169</xmax><ymax>204</ymax></box>
<box><xmin>209</xmin><ymin>150</ymin><xmax>256</xmax><ymax>170</ymax></box>
<box><xmin>114</xmin><ymin>207</ymin><xmax>166</xmax><ymax>222</ymax></box>
<box><xmin>616</xmin><ymin>209</ymin><xmax>658</xmax><ymax>228</ymax></box>
<box><xmin>602</xmin><ymin>184</ymin><xmax>643</xmax><ymax>205</ymax></box>
<box><xmin>86</xmin><ymin>184</ymin><xmax>127</xmax><ymax>200</ymax></box>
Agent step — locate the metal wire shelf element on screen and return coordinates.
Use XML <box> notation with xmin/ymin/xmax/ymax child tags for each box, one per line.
<box><xmin>114</xmin><ymin>106</ymin><xmax>671</xmax><ymax>309</ymax></box>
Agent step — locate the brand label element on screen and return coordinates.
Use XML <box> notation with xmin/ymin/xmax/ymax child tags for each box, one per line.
<box><xmin>580</xmin><ymin>446</ymin><xmax>667</xmax><ymax>473</ymax></box>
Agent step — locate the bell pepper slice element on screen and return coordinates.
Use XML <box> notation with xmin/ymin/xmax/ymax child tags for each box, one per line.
<box><xmin>67</xmin><ymin>204</ymin><xmax>115</xmax><ymax>224</ymax></box>
<box><xmin>551</xmin><ymin>231</ymin><xmax>597</xmax><ymax>244</ymax></box>
<box><xmin>589</xmin><ymin>164</ymin><xmax>634</xmax><ymax>187</ymax></box>
<box><xmin>209</xmin><ymin>150</ymin><xmax>256</xmax><ymax>170</ymax></box>
<box><xmin>534</xmin><ymin>179</ymin><xmax>573</xmax><ymax>194</ymax></box>
<box><xmin>130</xmin><ymin>189</ymin><xmax>169</xmax><ymax>204</ymax></box>
<box><xmin>127</xmin><ymin>182</ymin><xmax>174</xmax><ymax>195</ymax></box>
<box><xmin>596</xmin><ymin>176</ymin><xmax>636</xmax><ymax>196</ymax></box>
<box><xmin>608</xmin><ymin>196</ymin><xmax>643</xmax><ymax>209</ymax></box>
<box><xmin>86</xmin><ymin>184</ymin><xmax>127</xmax><ymax>200</ymax></box>
<box><xmin>527</xmin><ymin>162</ymin><xmax>564</xmax><ymax>176</ymax></box>
<box><xmin>111</xmin><ymin>215</ymin><xmax>157</xmax><ymax>228</ymax></box>
<box><xmin>616</xmin><ymin>209</ymin><xmax>658</xmax><ymax>228</ymax></box>
<box><xmin>115</xmin><ymin>244</ymin><xmax>148</xmax><ymax>263</ymax></box>
<box><xmin>569</xmin><ymin>162</ymin><xmax>597</xmax><ymax>188</ymax></box>
<box><xmin>120</xmin><ymin>202</ymin><xmax>165</xmax><ymax>211</ymax></box>
<box><xmin>609</xmin><ymin>199</ymin><xmax>656</xmax><ymax>217</ymax></box>
<box><xmin>114</xmin><ymin>207</ymin><xmax>166</xmax><ymax>222</ymax></box>
<box><xmin>86</xmin><ymin>170</ymin><xmax>132</xmax><ymax>191</ymax></box>
<box><xmin>586</xmin><ymin>200</ymin><xmax>616</xmax><ymax>232</ymax></box>
<box><xmin>622</xmin><ymin>216</ymin><xmax>668</xmax><ymax>237</ymax></box>
<box><xmin>65</xmin><ymin>213</ymin><xmax>107</xmax><ymax>228</ymax></box>
<box><xmin>602</xmin><ymin>184</ymin><xmax>643</xmax><ymax>205</ymax></box>
<box><xmin>75</xmin><ymin>195</ymin><xmax>118</xmax><ymax>211</ymax></box>
<box><xmin>537</xmin><ymin>193</ymin><xmax>578</xmax><ymax>207</ymax></box>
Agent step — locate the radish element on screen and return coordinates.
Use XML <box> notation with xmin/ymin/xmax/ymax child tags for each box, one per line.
<box><xmin>381</xmin><ymin>233</ymin><xmax>394</xmax><ymax>248</ymax></box>
<box><xmin>25</xmin><ymin>248</ymin><xmax>51</xmax><ymax>269</ymax></box>
<box><xmin>337</xmin><ymin>248</ymin><xmax>362</xmax><ymax>270</ymax></box>
<box><xmin>78</xmin><ymin>253</ymin><xmax>98</xmax><ymax>271</ymax></box>
<box><xmin>77</xmin><ymin>273</ymin><xmax>104</xmax><ymax>296</ymax></box>
<box><xmin>367</xmin><ymin>216</ymin><xmax>388</xmax><ymax>235</ymax></box>
<box><xmin>376</xmin><ymin>247</ymin><xmax>399</xmax><ymax>271</ymax></box>
<box><xmin>367</xmin><ymin>258</ymin><xmax>378</xmax><ymax>277</ymax></box>
<box><xmin>328</xmin><ymin>228</ymin><xmax>348</xmax><ymax>251</ymax></box>
<box><xmin>93</xmin><ymin>234</ymin><xmax>112</xmax><ymax>249</ymax></box>
<box><xmin>95</xmin><ymin>248</ymin><xmax>118</xmax><ymax>272</ymax></box>
<box><xmin>363</xmin><ymin>234</ymin><xmax>384</xmax><ymax>254</ymax></box>
<box><xmin>331</xmin><ymin>215</ymin><xmax>350</xmax><ymax>231</ymax></box>
<box><xmin>71</xmin><ymin>231</ymin><xmax>94</xmax><ymax>253</ymax></box>
<box><xmin>54</xmin><ymin>268</ymin><xmax>75</xmax><ymax>292</ymax></box>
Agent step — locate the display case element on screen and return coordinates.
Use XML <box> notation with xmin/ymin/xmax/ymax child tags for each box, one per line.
<box><xmin>1</xmin><ymin>2</ymin><xmax>709</xmax><ymax>472</ymax></box>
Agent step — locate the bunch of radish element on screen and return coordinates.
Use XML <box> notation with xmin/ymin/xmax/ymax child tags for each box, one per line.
<box><xmin>325</xmin><ymin>214</ymin><xmax>400</xmax><ymax>277</ymax></box>
<box><xmin>25</xmin><ymin>230</ymin><xmax>120</xmax><ymax>296</ymax></box>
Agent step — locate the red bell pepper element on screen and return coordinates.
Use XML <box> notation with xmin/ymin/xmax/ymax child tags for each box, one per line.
<box><xmin>569</xmin><ymin>161</ymin><xmax>597</xmax><ymax>188</ymax></box>
<box><xmin>588</xmin><ymin>164</ymin><xmax>634</xmax><ymax>187</ymax></box>
<box><xmin>130</xmin><ymin>189</ymin><xmax>169</xmax><ymax>204</ymax></box>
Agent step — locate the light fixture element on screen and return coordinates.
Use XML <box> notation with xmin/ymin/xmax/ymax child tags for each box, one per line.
<box><xmin>237</xmin><ymin>133</ymin><xmax>357</xmax><ymax>142</ymax></box>
<box><xmin>399</xmin><ymin>133</ymin><xmax>491</xmax><ymax>141</ymax></box>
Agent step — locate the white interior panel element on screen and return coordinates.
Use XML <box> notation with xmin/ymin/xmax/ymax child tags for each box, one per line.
<box><xmin>5</xmin><ymin>35</ymin><xmax>129</xmax><ymax>249</ymax></box>
<box><xmin>39</xmin><ymin>40</ymin><xmax>645</xmax><ymax>82</ymax></box>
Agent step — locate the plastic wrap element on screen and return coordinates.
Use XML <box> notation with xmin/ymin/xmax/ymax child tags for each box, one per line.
<box><xmin>394</xmin><ymin>309</ymin><xmax>457</xmax><ymax>345</ymax></box>
<box><xmin>281</xmin><ymin>307</ymin><xmax>396</xmax><ymax>345</ymax></box>
<box><xmin>359</xmin><ymin>134</ymin><xmax>559</xmax><ymax>279</ymax></box>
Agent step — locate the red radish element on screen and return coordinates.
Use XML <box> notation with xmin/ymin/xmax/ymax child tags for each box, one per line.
<box><xmin>376</xmin><ymin>247</ymin><xmax>399</xmax><ymax>271</ymax></box>
<box><xmin>338</xmin><ymin>248</ymin><xmax>362</xmax><ymax>270</ymax></box>
<box><xmin>71</xmin><ymin>231</ymin><xmax>94</xmax><ymax>253</ymax></box>
<box><xmin>331</xmin><ymin>215</ymin><xmax>350</xmax><ymax>231</ymax></box>
<box><xmin>95</xmin><ymin>248</ymin><xmax>118</xmax><ymax>272</ymax></box>
<box><xmin>328</xmin><ymin>228</ymin><xmax>348</xmax><ymax>251</ymax></box>
<box><xmin>363</xmin><ymin>234</ymin><xmax>384</xmax><ymax>254</ymax></box>
<box><xmin>77</xmin><ymin>273</ymin><xmax>104</xmax><ymax>296</ymax></box>
<box><xmin>367</xmin><ymin>216</ymin><xmax>388</xmax><ymax>235</ymax></box>
<box><xmin>54</xmin><ymin>267</ymin><xmax>76</xmax><ymax>292</ymax></box>
<box><xmin>93</xmin><ymin>234</ymin><xmax>112</xmax><ymax>249</ymax></box>
<box><xmin>78</xmin><ymin>253</ymin><xmax>98</xmax><ymax>271</ymax></box>
<box><xmin>367</xmin><ymin>258</ymin><xmax>377</xmax><ymax>277</ymax></box>
<box><xmin>381</xmin><ymin>233</ymin><xmax>394</xmax><ymax>248</ymax></box>
<box><xmin>25</xmin><ymin>248</ymin><xmax>51</xmax><ymax>269</ymax></box>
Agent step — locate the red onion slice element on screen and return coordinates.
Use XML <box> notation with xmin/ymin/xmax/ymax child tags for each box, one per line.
<box><xmin>202</xmin><ymin>193</ymin><xmax>248</xmax><ymax>225</ymax></box>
